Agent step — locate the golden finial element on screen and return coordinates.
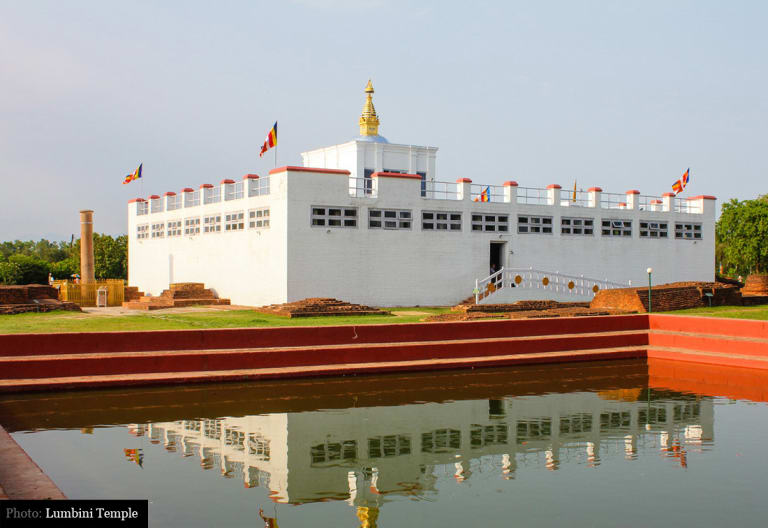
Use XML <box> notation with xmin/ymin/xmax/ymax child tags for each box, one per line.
<box><xmin>359</xmin><ymin>80</ymin><xmax>380</xmax><ymax>136</ymax></box>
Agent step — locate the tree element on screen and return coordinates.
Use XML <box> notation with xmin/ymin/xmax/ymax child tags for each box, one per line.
<box><xmin>93</xmin><ymin>234</ymin><xmax>127</xmax><ymax>279</ymax></box>
<box><xmin>7</xmin><ymin>254</ymin><xmax>50</xmax><ymax>284</ymax></box>
<box><xmin>0</xmin><ymin>261</ymin><xmax>22</xmax><ymax>285</ymax></box>
<box><xmin>716</xmin><ymin>198</ymin><xmax>768</xmax><ymax>276</ymax></box>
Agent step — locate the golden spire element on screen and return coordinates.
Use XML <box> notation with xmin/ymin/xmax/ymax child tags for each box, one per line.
<box><xmin>359</xmin><ymin>79</ymin><xmax>380</xmax><ymax>136</ymax></box>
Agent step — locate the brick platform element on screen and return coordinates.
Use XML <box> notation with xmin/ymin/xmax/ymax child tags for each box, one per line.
<box><xmin>0</xmin><ymin>285</ymin><xmax>81</xmax><ymax>315</ymax></box>
<box><xmin>254</xmin><ymin>298</ymin><xmax>389</xmax><ymax>318</ymax></box>
<box><xmin>742</xmin><ymin>274</ymin><xmax>768</xmax><ymax>296</ymax></box>
<box><xmin>122</xmin><ymin>282</ymin><xmax>230</xmax><ymax>310</ymax></box>
<box><xmin>591</xmin><ymin>281</ymin><xmax>742</xmax><ymax>313</ymax></box>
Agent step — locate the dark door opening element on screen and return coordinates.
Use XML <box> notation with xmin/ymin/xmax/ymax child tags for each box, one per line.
<box><xmin>489</xmin><ymin>242</ymin><xmax>505</xmax><ymax>275</ymax></box>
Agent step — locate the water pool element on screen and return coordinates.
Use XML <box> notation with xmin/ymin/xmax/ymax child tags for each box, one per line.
<box><xmin>1</xmin><ymin>359</ymin><xmax>767</xmax><ymax>527</ymax></box>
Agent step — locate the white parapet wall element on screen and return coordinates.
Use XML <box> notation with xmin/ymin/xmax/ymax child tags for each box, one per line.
<box><xmin>128</xmin><ymin>167</ymin><xmax>715</xmax><ymax>307</ymax></box>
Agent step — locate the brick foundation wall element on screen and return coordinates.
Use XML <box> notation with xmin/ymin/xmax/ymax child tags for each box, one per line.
<box><xmin>591</xmin><ymin>282</ymin><xmax>742</xmax><ymax>313</ymax></box>
<box><xmin>0</xmin><ymin>285</ymin><xmax>59</xmax><ymax>305</ymax></box>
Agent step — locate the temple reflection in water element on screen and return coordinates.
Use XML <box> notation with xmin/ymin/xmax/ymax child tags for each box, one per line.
<box><xmin>131</xmin><ymin>389</ymin><xmax>713</xmax><ymax>511</ymax></box>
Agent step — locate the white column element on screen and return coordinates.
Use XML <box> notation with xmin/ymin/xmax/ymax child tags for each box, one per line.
<box><xmin>547</xmin><ymin>184</ymin><xmax>562</xmax><ymax>206</ymax></box>
<box><xmin>457</xmin><ymin>178</ymin><xmax>472</xmax><ymax>201</ymax></box>
<box><xmin>625</xmin><ymin>190</ymin><xmax>640</xmax><ymax>210</ymax></box>
<box><xmin>588</xmin><ymin>187</ymin><xmax>603</xmax><ymax>208</ymax></box>
<box><xmin>503</xmin><ymin>181</ymin><xmax>518</xmax><ymax>204</ymax></box>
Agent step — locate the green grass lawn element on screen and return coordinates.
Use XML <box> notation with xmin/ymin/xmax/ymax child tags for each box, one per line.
<box><xmin>661</xmin><ymin>304</ymin><xmax>768</xmax><ymax>320</ymax></box>
<box><xmin>0</xmin><ymin>306</ymin><xmax>452</xmax><ymax>334</ymax></box>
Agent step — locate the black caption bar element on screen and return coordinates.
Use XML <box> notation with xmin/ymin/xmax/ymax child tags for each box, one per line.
<box><xmin>2</xmin><ymin>500</ymin><xmax>148</xmax><ymax>527</ymax></box>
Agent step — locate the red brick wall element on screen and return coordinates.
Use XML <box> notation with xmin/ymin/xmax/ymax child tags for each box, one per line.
<box><xmin>591</xmin><ymin>283</ymin><xmax>741</xmax><ymax>313</ymax></box>
<box><xmin>0</xmin><ymin>285</ymin><xmax>58</xmax><ymax>304</ymax></box>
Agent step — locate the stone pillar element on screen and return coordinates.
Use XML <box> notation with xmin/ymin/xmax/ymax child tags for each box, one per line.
<box><xmin>79</xmin><ymin>210</ymin><xmax>95</xmax><ymax>284</ymax></box>
<box><xmin>503</xmin><ymin>181</ymin><xmax>518</xmax><ymax>204</ymax></box>
<box><xmin>588</xmin><ymin>187</ymin><xmax>603</xmax><ymax>208</ymax></box>
<box><xmin>546</xmin><ymin>184</ymin><xmax>562</xmax><ymax>206</ymax></box>
<box><xmin>457</xmin><ymin>178</ymin><xmax>472</xmax><ymax>201</ymax></box>
<box><xmin>625</xmin><ymin>190</ymin><xmax>640</xmax><ymax>210</ymax></box>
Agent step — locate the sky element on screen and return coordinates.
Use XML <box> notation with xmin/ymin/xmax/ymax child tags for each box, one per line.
<box><xmin>1</xmin><ymin>0</ymin><xmax>766</xmax><ymax>241</ymax></box>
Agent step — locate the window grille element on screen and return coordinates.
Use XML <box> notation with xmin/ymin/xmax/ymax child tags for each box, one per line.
<box><xmin>517</xmin><ymin>215</ymin><xmax>552</xmax><ymax>234</ymax></box>
<box><xmin>249</xmin><ymin>208</ymin><xmax>270</xmax><ymax>229</ymax></box>
<box><xmin>471</xmin><ymin>214</ymin><xmax>509</xmax><ymax>232</ymax></box>
<box><xmin>675</xmin><ymin>222</ymin><xmax>702</xmax><ymax>240</ymax></box>
<box><xmin>150</xmin><ymin>198</ymin><xmax>164</xmax><ymax>214</ymax></box>
<box><xmin>184</xmin><ymin>217</ymin><xmax>200</xmax><ymax>235</ymax></box>
<box><xmin>224</xmin><ymin>211</ymin><xmax>245</xmax><ymax>231</ymax></box>
<box><xmin>368</xmin><ymin>435</ymin><xmax>412</xmax><ymax>458</ymax></box>
<box><xmin>136</xmin><ymin>202</ymin><xmax>149</xmax><ymax>215</ymax></box>
<box><xmin>203</xmin><ymin>215</ymin><xmax>221</xmax><ymax>233</ymax></box>
<box><xmin>561</xmin><ymin>217</ymin><xmax>594</xmax><ymax>235</ymax></box>
<box><xmin>136</xmin><ymin>224</ymin><xmax>149</xmax><ymax>239</ymax></box>
<box><xmin>247</xmin><ymin>177</ymin><xmax>270</xmax><ymax>197</ymax></box>
<box><xmin>421</xmin><ymin>429</ymin><xmax>461</xmax><ymax>453</ymax></box>
<box><xmin>311</xmin><ymin>206</ymin><xmax>357</xmax><ymax>228</ymax></box>
<box><xmin>184</xmin><ymin>191</ymin><xmax>200</xmax><ymax>208</ymax></box>
<box><xmin>166</xmin><ymin>195</ymin><xmax>182</xmax><ymax>211</ymax></box>
<box><xmin>369</xmin><ymin>209</ymin><xmax>412</xmax><ymax>229</ymax></box>
<box><xmin>601</xmin><ymin>219</ymin><xmax>632</xmax><ymax>237</ymax></box>
<box><xmin>225</xmin><ymin>182</ymin><xmax>244</xmax><ymax>201</ymax></box>
<box><xmin>151</xmin><ymin>223</ymin><xmax>165</xmax><ymax>238</ymax></box>
<box><xmin>640</xmin><ymin>220</ymin><xmax>668</xmax><ymax>238</ymax></box>
<box><xmin>422</xmin><ymin>211</ymin><xmax>462</xmax><ymax>231</ymax></box>
<box><xmin>203</xmin><ymin>187</ymin><xmax>221</xmax><ymax>204</ymax></box>
<box><xmin>310</xmin><ymin>440</ymin><xmax>357</xmax><ymax>465</ymax></box>
<box><xmin>167</xmin><ymin>220</ymin><xmax>182</xmax><ymax>237</ymax></box>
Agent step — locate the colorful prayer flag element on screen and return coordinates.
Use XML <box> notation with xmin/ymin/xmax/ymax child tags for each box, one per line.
<box><xmin>681</xmin><ymin>168</ymin><xmax>690</xmax><ymax>189</ymax></box>
<box><xmin>122</xmin><ymin>163</ymin><xmax>142</xmax><ymax>185</ymax></box>
<box><xmin>572</xmin><ymin>180</ymin><xmax>577</xmax><ymax>202</ymax></box>
<box><xmin>259</xmin><ymin>122</ymin><xmax>278</xmax><ymax>157</ymax></box>
<box><xmin>672</xmin><ymin>179</ymin><xmax>683</xmax><ymax>195</ymax></box>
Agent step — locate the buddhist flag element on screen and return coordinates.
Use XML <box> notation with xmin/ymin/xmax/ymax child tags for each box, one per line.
<box><xmin>672</xmin><ymin>179</ymin><xmax>683</xmax><ymax>195</ymax></box>
<box><xmin>681</xmin><ymin>168</ymin><xmax>690</xmax><ymax>189</ymax></box>
<box><xmin>473</xmin><ymin>186</ymin><xmax>490</xmax><ymax>202</ymax></box>
<box><xmin>123</xmin><ymin>163</ymin><xmax>142</xmax><ymax>185</ymax></box>
<box><xmin>572</xmin><ymin>180</ymin><xmax>577</xmax><ymax>202</ymax></box>
<box><xmin>259</xmin><ymin>122</ymin><xmax>278</xmax><ymax>157</ymax></box>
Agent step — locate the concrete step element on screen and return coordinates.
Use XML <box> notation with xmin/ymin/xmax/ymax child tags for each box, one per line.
<box><xmin>647</xmin><ymin>345</ymin><xmax>768</xmax><ymax>370</ymax></box>
<box><xmin>649</xmin><ymin>330</ymin><xmax>768</xmax><ymax>358</ymax></box>
<box><xmin>0</xmin><ymin>346</ymin><xmax>646</xmax><ymax>393</ymax></box>
<box><xmin>0</xmin><ymin>331</ymin><xmax>648</xmax><ymax>380</ymax></box>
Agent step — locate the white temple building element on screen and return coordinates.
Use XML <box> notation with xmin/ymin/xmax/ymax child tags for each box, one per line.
<box><xmin>127</xmin><ymin>81</ymin><xmax>716</xmax><ymax>307</ymax></box>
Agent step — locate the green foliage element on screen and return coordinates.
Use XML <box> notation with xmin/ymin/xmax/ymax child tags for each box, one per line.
<box><xmin>716</xmin><ymin>198</ymin><xmax>768</xmax><ymax>276</ymax></box>
<box><xmin>0</xmin><ymin>239</ymin><xmax>71</xmax><ymax>262</ymax></box>
<box><xmin>7</xmin><ymin>254</ymin><xmax>50</xmax><ymax>284</ymax></box>
<box><xmin>0</xmin><ymin>261</ymin><xmax>23</xmax><ymax>285</ymax></box>
<box><xmin>94</xmin><ymin>234</ymin><xmax>127</xmax><ymax>279</ymax></box>
<box><xmin>49</xmin><ymin>258</ymin><xmax>78</xmax><ymax>280</ymax></box>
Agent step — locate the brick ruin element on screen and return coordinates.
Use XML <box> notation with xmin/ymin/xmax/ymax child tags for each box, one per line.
<box><xmin>590</xmin><ymin>282</ymin><xmax>745</xmax><ymax>313</ymax></box>
<box><xmin>254</xmin><ymin>298</ymin><xmax>389</xmax><ymax>318</ymax></box>
<box><xmin>0</xmin><ymin>285</ymin><xmax>81</xmax><ymax>315</ymax></box>
<box><xmin>122</xmin><ymin>283</ymin><xmax>231</xmax><ymax>311</ymax></box>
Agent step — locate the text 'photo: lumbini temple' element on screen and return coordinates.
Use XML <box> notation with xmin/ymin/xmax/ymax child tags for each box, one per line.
<box><xmin>2</xmin><ymin>3</ymin><xmax>768</xmax><ymax>527</ymax></box>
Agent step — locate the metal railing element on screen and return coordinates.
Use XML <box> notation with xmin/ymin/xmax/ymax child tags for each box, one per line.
<box><xmin>55</xmin><ymin>279</ymin><xmax>125</xmax><ymax>307</ymax></box>
<box><xmin>247</xmin><ymin>177</ymin><xmax>270</xmax><ymax>197</ymax></box>
<box><xmin>225</xmin><ymin>182</ymin><xmax>244</xmax><ymax>201</ymax></box>
<box><xmin>517</xmin><ymin>187</ymin><xmax>549</xmax><ymax>205</ymax></box>
<box><xmin>474</xmin><ymin>267</ymin><xmax>629</xmax><ymax>303</ymax></box>
<box><xmin>424</xmin><ymin>180</ymin><xmax>460</xmax><ymax>200</ymax></box>
<box><xmin>600</xmin><ymin>192</ymin><xmax>627</xmax><ymax>209</ymax></box>
<box><xmin>470</xmin><ymin>184</ymin><xmax>505</xmax><ymax>203</ymax></box>
<box><xmin>167</xmin><ymin>195</ymin><xmax>182</xmax><ymax>211</ymax></box>
<box><xmin>349</xmin><ymin>176</ymin><xmax>377</xmax><ymax>198</ymax></box>
<box><xmin>674</xmin><ymin>198</ymin><xmax>702</xmax><ymax>214</ymax></box>
<box><xmin>559</xmin><ymin>189</ymin><xmax>591</xmax><ymax>208</ymax></box>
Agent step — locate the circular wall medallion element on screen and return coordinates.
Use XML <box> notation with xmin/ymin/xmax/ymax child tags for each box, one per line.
<box><xmin>542</xmin><ymin>277</ymin><xmax>549</xmax><ymax>286</ymax></box>
<box><xmin>568</xmin><ymin>281</ymin><xmax>575</xmax><ymax>289</ymax></box>
<box><xmin>592</xmin><ymin>285</ymin><xmax>600</xmax><ymax>293</ymax></box>
<box><xmin>514</xmin><ymin>275</ymin><xmax>522</xmax><ymax>284</ymax></box>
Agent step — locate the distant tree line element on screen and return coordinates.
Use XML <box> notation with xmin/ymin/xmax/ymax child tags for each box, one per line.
<box><xmin>716</xmin><ymin>194</ymin><xmax>768</xmax><ymax>277</ymax></box>
<box><xmin>0</xmin><ymin>234</ymin><xmax>127</xmax><ymax>285</ymax></box>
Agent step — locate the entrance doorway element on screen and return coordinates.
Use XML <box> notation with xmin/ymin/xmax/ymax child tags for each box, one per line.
<box><xmin>489</xmin><ymin>242</ymin><xmax>506</xmax><ymax>275</ymax></box>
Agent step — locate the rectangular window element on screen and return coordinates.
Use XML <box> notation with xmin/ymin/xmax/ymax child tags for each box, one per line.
<box><xmin>640</xmin><ymin>220</ymin><xmax>668</xmax><ymax>238</ymax></box>
<box><xmin>249</xmin><ymin>208</ymin><xmax>270</xmax><ymax>229</ymax></box>
<box><xmin>675</xmin><ymin>222</ymin><xmax>702</xmax><ymax>240</ymax></box>
<box><xmin>151</xmin><ymin>223</ymin><xmax>165</xmax><ymax>238</ymax></box>
<box><xmin>561</xmin><ymin>217</ymin><xmax>594</xmax><ymax>236</ymax></box>
<box><xmin>136</xmin><ymin>224</ymin><xmax>149</xmax><ymax>239</ymax></box>
<box><xmin>601</xmin><ymin>219</ymin><xmax>632</xmax><ymax>237</ymax></box>
<box><xmin>247</xmin><ymin>177</ymin><xmax>270</xmax><ymax>197</ymax></box>
<box><xmin>422</xmin><ymin>211</ymin><xmax>462</xmax><ymax>231</ymax></box>
<box><xmin>311</xmin><ymin>206</ymin><xmax>357</xmax><ymax>228</ymax></box>
<box><xmin>368</xmin><ymin>435</ymin><xmax>412</xmax><ymax>458</ymax></box>
<box><xmin>203</xmin><ymin>215</ymin><xmax>221</xmax><ymax>233</ymax></box>
<box><xmin>225</xmin><ymin>211</ymin><xmax>245</xmax><ymax>231</ymax></box>
<box><xmin>517</xmin><ymin>215</ymin><xmax>552</xmax><ymax>234</ymax></box>
<box><xmin>167</xmin><ymin>195</ymin><xmax>182</xmax><ymax>211</ymax></box>
<box><xmin>184</xmin><ymin>191</ymin><xmax>200</xmax><ymax>208</ymax></box>
<box><xmin>310</xmin><ymin>440</ymin><xmax>357</xmax><ymax>465</ymax></box>
<box><xmin>203</xmin><ymin>187</ymin><xmax>221</xmax><ymax>204</ymax></box>
<box><xmin>369</xmin><ymin>209</ymin><xmax>412</xmax><ymax>230</ymax></box>
<box><xmin>167</xmin><ymin>220</ymin><xmax>182</xmax><ymax>237</ymax></box>
<box><xmin>421</xmin><ymin>429</ymin><xmax>461</xmax><ymax>453</ymax></box>
<box><xmin>471</xmin><ymin>214</ymin><xmax>509</xmax><ymax>233</ymax></box>
<box><xmin>136</xmin><ymin>202</ymin><xmax>149</xmax><ymax>216</ymax></box>
<box><xmin>184</xmin><ymin>217</ymin><xmax>200</xmax><ymax>236</ymax></box>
